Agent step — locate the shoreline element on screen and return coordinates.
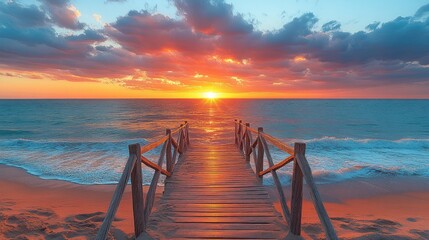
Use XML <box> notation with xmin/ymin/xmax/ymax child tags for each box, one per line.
<box><xmin>1</xmin><ymin>164</ymin><xmax>429</xmax><ymax>239</ymax></box>
<box><xmin>0</xmin><ymin>164</ymin><xmax>163</xmax><ymax>239</ymax></box>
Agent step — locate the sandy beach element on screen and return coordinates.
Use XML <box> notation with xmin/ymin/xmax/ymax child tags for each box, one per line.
<box><xmin>1</xmin><ymin>164</ymin><xmax>428</xmax><ymax>239</ymax></box>
<box><xmin>0</xmin><ymin>165</ymin><xmax>162</xmax><ymax>239</ymax></box>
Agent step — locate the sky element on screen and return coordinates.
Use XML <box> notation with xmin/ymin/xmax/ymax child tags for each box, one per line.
<box><xmin>1</xmin><ymin>0</ymin><xmax>429</xmax><ymax>98</ymax></box>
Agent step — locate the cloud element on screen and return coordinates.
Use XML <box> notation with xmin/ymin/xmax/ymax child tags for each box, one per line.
<box><xmin>174</xmin><ymin>0</ymin><xmax>253</xmax><ymax>35</ymax></box>
<box><xmin>1</xmin><ymin>0</ymin><xmax>429</xmax><ymax>96</ymax></box>
<box><xmin>366</xmin><ymin>22</ymin><xmax>380</xmax><ymax>31</ymax></box>
<box><xmin>414</xmin><ymin>3</ymin><xmax>429</xmax><ymax>19</ymax></box>
<box><xmin>315</xmin><ymin>16</ymin><xmax>429</xmax><ymax>65</ymax></box>
<box><xmin>0</xmin><ymin>1</ymin><xmax>48</xmax><ymax>27</ymax></box>
<box><xmin>105</xmin><ymin>10</ymin><xmax>212</xmax><ymax>55</ymax></box>
<box><xmin>93</xmin><ymin>13</ymin><xmax>102</xmax><ymax>24</ymax></box>
<box><xmin>40</xmin><ymin>0</ymin><xmax>85</xmax><ymax>30</ymax></box>
<box><xmin>322</xmin><ymin>20</ymin><xmax>341</xmax><ymax>32</ymax></box>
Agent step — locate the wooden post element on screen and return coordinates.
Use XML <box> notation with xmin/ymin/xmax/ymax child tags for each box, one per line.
<box><xmin>234</xmin><ymin>119</ymin><xmax>238</xmax><ymax>145</ymax></box>
<box><xmin>166</xmin><ymin>129</ymin><xmax>173</xmax><ymax>173</ymax></box>
<box><xmin>290</xmin><ymin>142</ymin><xmax>305</xmax><ymax>235</ymax></box>
<box><xmin>238</xmin><ymin>120</ymin><xmax>243</xmax><ymax>153</ymax></box>
<box><xmin>257</xmin><ymin>127</ymin><xmax>264</xmax><ymax>181</ymax></box>
<box><xmin>185</xmin><ymin>121</ymin><xmax>190</xmax><ymax>146</ymax></box>
<box><xmin>182</xmin><ymin>122</ymin><xmax>187</xmax><ymax>151</ymax></box>
<box><xmin>245</xmin><ymin>123</ymin><xmax>250</xmax><ymax>161</ymax></box>
<box><xmin>179</xmin><ymin>124</ymin><xmax>184</xmax><ymax>155</ymax></box>
<box><xmin>129</xmin><ymin>143</ymin><xmax>145</xmax><ymax>235</ymax></box>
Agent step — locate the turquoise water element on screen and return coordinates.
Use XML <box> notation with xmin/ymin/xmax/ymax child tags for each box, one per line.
<box><xmin>0</xmin><ymin>99</ymin><xmax>428</xmax><ymax>184</ymax></box>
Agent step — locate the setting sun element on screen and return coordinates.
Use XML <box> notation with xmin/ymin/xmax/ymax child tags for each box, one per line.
<box><xmin>204</xmin><ymin>92</ymin><xmax>218</xmax><ymax>99</ymax></box>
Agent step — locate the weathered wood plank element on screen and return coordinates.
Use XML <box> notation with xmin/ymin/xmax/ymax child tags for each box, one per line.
<box><xmin>140</xmin><ymin>135</ymin><xmax>168</xmax><ymax>153</ymax></box>
<box><xmin>96</xmin><ymin>154</ymin><xmax>137</xmax><ymax>240</ymax></box>
<box><xmin>141</xmin><ymin>155</ymin><xmax>171</xmax><ymax>176</ymax></box>
<box><xmin>129</xmin><ymin>144</ymin><xmax>145</xmax><ymax>236</ymax></box>
<box><xmin>260</xmin><ymin>135</ymin><xmax>292</xmax><ymax>225</ymax></box>
<box><xmin>290</xmin><ymin>143</ymin><xmax>305</xmax><ymax>235</ymax></box>
<box><xmin>145</xmin><ymin>141</ymin><xmax>288</xmax><ymax>239</ymax></box>
<box><xmin>295</xmin><ymin>152</ymin><xmax>338</xmax><ymax>240</ymax></box>
<box><xmin>143</xmin><ymin>141</ymin><xmax>167</xmax><ymax>224</ymax></box>
<box><xmin>259</xmin><ymin>155</ymin><xmax>294</xmax><ymax>176</ymax></box>
<box><xmin>152</xmin><ymin>222</ymin><xmax>282</xmax><ymax>231</ymax></box>
<box><xmin>172</xmin><ymin>229</ymin><xmax>279</xmax><ymax>238</ymax></box>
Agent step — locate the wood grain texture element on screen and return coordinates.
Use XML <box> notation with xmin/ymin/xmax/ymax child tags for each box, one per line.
<box><xmin>290</xmin><ymin>143</ymin><xmax>305</xmax><ymax>235</ymax></box>
<box><xmin>141</xmin><ymin>156</ymin><xmax>171</xmax><ymax>177</ymax></box>
<box><xmin>295</xmin><ymin>152</ymin><xmax>338</xmax><ymax>240</ymax></box>
<box><xmin>144</xmin><ymin>141</ymin><xmax>167</xmax><ymax>224</ymax></box>
<box><xmin>145</xmin><ymin>143</ymin><xmax>287</xmax><ymax>239</ymax></box>
<box><xmin>260</xmin><ymin>136</ymin><xmax>292</xmax><ymax>225</ymax></box>
<box><xmin>259</xmin><ymin>155</ymin><xmax>294</xmax><ymax>176</ymax></box>
<box><xmin>140</xmin><ymin>135</ymin><xmax>168</xmax><ymax>153</ymax></box>
<box><xmin>96</xmin><ymin>154</ymin><xmax>137</xmax><ymax>240</ymax></box>
<box><xmin>130</xmin><ymin>144</ymin><xmax>145</xmax><ymax>236</ymax></box>
<box><xmin>166</xmin><ymin>129</ymin><xmax>173</xmax><ymax>173</ymax></box>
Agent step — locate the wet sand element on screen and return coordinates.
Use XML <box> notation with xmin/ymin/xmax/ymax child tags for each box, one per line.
<box><xmin>1</xmin><ymin>164</ymin><xmax>428</xmax><ymax>239</ymax></box>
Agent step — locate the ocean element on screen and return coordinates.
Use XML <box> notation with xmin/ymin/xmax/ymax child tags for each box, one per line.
<box><xmin>0</xmin><ymin>99</ymin><xmax>428</xmax><ymax>185</ymax></box>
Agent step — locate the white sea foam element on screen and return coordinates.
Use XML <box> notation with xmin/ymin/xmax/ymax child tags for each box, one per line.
<box><xmin>1</xmin><ymin>99</ymin><xmax>428</xmax><ymax>185</ymax></box>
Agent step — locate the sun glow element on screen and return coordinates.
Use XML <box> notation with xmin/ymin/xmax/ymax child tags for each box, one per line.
<box><xmin>204</xmin><ymin>92</ymin><xmax>218</xmax><ymax>99</ymax></box>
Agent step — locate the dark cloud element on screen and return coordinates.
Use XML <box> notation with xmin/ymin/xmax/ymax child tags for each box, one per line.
<box><xmin>66</xmin><ymin>29</ymin><xmax>106</xmax><ymax>43</ymax></box>
<box><xmin>105</xmin><ymin>10</ymin><xmax>212</xmax><ymax>55</ymax></box>
<box><xmin>322</xmin><ymin>20</ymin><xmax>341</xmax><ymax>32</ymax></box>
<box><xmin>0</xmin><ymin>4</ymin><xmax>67</xmax><ymax>50</ymax></box>
<box><xmin>0</xmin><ymin>2</ymin><xmax>48</xmax><ymax>27</ymax></box>
<box><xmin>174</xmin><ymin>0</ymin><xmax>253</xmax><ymax>35</ymax></box>
<box><xmin>414</xmin><ymin>3</ymin><xmax>429</xmax><ymax>19</ymax></box>
<box><xmin>1</xmin><ymin>0</ymin><xmax>429</xmax><ymax>95</ymax></box>
<box><xmin>365</xmin><ymin>22</ymin><xmax>380</xmax><ymax>31</ymax></box>
<box><xmin>315</xmin><ymin>16</ymin><xmax>429</xmax><ymax>65</ymax></box>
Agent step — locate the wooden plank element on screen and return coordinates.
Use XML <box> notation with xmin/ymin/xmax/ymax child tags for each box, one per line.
<box><xmin>166</xmin><ymin>129</ymin><xmax>173</xmax><ymax>172</ymax></box>
<box><xmin>172</xmin><ymin>229</ymin><xmax>279</xmax><ymax>238</ymax></box>
<box><xmin>261</xmin><ymin>132</ymin><xmax>294</xmax><ymax>155</ymax></box>
<box><xmin>144</xmin><ymin>134</ymin><xmax>288</xmax><ymax>239</ymax></box>
<box><xmin>129</xmin><ymin>144</ymin><xmax>145</xmax><ymax>236</ymax></box>
<box><xmin>295</xmin><ymin>152</ymin><xmax>338</xmax><ymax>240</ymax></box>
<box><xmin>171</xmin><ymin>122</ymin><xmax>187</xmax><ymax>135</ymax></box>
<box><xmin>153</xmin><ymin>222</ymin><xmax>282</xmax><ymax>231</ymax></box>
<box><xmin>96</xmin><ymin>154</ymin><xmax>137</xmax><ymax>240</ymax></box>
<box><xmin>144</xmin><ymin>141</ymin><xmax>167</xmax><ymax>224</ymax></box>
<box><xmin>140</xmin><ymin>135</ymin><xmax>168</xmax><ymax>153</ymax></box>
<box><xmin>290</xmin><ymin>143</ymin><xmax>305</xmax><ymax>235</ymax></box>
<box><xmin>260</xmin><ymin>135</ymin><xmax>291</xmax><ymax>225</ymax></box>
<box><xmin>185</xmin><ymin>122</ymin><xmax>190</xmax><ymax>145</ymax></box>
<box><xmin>170</xmin><ymin>216</ymin><xmax>279</xmax><ymax>223</ymax></box>
<box><xmin>259</xmin><ymin>155</ymin><xmax>294</xmax><ymax>176</ymax></box>
<box><xmin>160</xmin><ymin>207</ymin><xmax>276</xmax><ymax>213</ymax></box>
<box><xmin>256</xmin><ymin>129</ymin><xmax>264</xmax><ymax>180</ymax></box>
<box><xmin>168</xmin><ymin>212</ymin><xmax>278</xmax><ymax>217</ymax></box>
<box><xmin>141</xmin><ymin>156</ymin><xmax>171</xmax><ymax>177</ymax></box>
<box><xmin>164</xmin><ymin>198</ymin><xmax>270</xmax><ymax>202</ymax></box>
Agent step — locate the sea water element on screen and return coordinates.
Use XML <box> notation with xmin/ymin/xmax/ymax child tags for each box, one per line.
<box><xmin>0</xmin><ymin>99</ymin><xmax>428</xmax><ymax>185</ymax></box>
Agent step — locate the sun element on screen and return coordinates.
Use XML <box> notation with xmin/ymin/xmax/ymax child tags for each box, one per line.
<box><xmin>204</xmin><ymin>92</ymin><xmax>218</xmax><ymax>99</ymax></box>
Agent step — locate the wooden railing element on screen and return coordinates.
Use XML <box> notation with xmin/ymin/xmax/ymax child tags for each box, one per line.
<box><xmin>234</xmin><ymin>120</ymin><xmax>338</xmax><ymax>240</ymax></box>
<box><xmin>96</xmin><ymin>122</ymin><xmax>190</xmax><ymax>240</ymax></box>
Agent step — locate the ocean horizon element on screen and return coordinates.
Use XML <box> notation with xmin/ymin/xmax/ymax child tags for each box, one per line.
<box><xmin>1</xmin><ymin>99</ymin><xmax>428</xmax><ymax>185</ymax></box>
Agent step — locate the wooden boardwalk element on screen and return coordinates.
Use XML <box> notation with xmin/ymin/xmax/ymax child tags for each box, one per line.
<box><xmin>96</xmin><ymin>121</ymin><xmax>338</xmax><ymax>240</ymax></box>
<box><xmin>145</xmin><ymin>143</ymin><xmax>287</xmax><ymax>239</ymax></box>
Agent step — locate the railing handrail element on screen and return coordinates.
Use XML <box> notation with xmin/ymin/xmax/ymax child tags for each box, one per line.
<box><xmin>96</xmin><ymin>122</ymin><xmax>190</xmax><ymax>240</ymax></box>
<box><xmin>237</xmin><ymin>121</ymin><xmax>294</xmax><ymax>155</ymax></box>
<box><xmin>234</xmin><ymin>119</ymin><xmax>338</xmax><ymax>240</ymax></box>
